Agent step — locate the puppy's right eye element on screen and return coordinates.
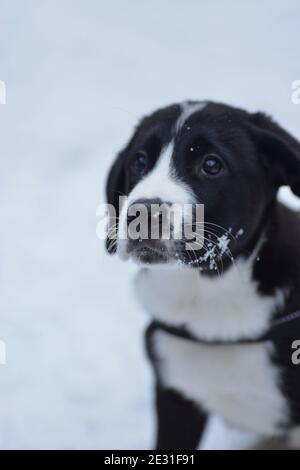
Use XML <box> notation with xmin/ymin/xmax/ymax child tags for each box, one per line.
<box><xmin>130</xmin><ymin>151</ymin><xmax>147</xmax><ymax>176</ymax></box>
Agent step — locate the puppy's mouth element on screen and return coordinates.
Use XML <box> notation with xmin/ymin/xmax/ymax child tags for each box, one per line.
<box><xmin>125</xmin><ymin>239</ymin><xmax>171</xmax><ymax>265</ymax></box>
<box><xmin>119</xmin><ymin>238</ymin><xmax>205</xmax><ymax>266</ymax></box>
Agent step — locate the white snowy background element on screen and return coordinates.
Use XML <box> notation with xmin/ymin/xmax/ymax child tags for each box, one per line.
<box><xmin>0</xmin><ymin>0</ymin><xmax>300</xmax><ymax>449</ymax></box>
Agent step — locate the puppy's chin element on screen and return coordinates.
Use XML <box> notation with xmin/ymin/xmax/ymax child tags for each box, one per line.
<box><xmin>116</xmin><ymin>239</ymin><xmax>225</xmax><ymax>272</ymax></box>
<box><xmin>117</xmin><ymin>239</ymin><xmax>179</xmax><ymax>268</ymax></box>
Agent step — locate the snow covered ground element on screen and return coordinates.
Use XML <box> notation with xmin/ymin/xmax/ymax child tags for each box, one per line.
<box><xmin>0</xmin><ymin>0</ymin><xmax>299</xmax><ymax>449</ymax></box>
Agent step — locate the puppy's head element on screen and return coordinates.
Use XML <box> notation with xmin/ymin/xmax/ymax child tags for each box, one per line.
<box><xmin>106</xmin><ymin>101</ymin><xmax>300</xmax><ymax>271</ymax></box>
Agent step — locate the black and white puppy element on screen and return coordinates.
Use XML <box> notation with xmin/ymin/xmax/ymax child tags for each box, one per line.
<box><xmin>106</xmin><ymin>101</ymin><xmax>300</xmax><ymax>449</ymax></box>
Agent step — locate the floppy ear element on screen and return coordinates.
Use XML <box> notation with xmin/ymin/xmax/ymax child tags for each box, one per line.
<box><xmin>105</xmin><ymin>149</ymin><xmax>127</xmax><ymax>253</ymax></box>
<box><xmin>249</xmin><ymin>112</ymin><xmax>300</xmax><ymax>197</ymax></box>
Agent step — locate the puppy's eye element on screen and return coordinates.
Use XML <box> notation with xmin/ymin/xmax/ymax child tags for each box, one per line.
<box><xmin>130</xmin><ymin>151</ymin><xmax>147</xmax><ymax>176</ymax></box>
<box><xmin>201</xmin><ymin>154</ymin><xmax>224</xmax><ymax>176</ymax></box>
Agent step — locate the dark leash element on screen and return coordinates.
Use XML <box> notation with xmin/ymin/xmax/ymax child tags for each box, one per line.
<box><xmin>153</xmin><ymin>309</ymin><xmax>300</xmax><ymax>346</ymax></box>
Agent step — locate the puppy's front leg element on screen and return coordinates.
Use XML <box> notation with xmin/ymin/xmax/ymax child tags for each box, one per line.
<box><xmin>154</xmin><ymin>383</ymin><xmax>208</xmax><ymax>450</ymax></box>
<box><xmin>146</xmin><ymin>323</ymin><xmax>207</xmax><ymax>449</ymax></box>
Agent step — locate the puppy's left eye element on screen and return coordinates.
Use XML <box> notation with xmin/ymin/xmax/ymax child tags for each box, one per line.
<box><xmin>130</xmin><ymin>151</ymin><xmax>147</xmax><ymax>176</ymax></box>
<box><xmin>201</xmin><ymin>155</ymin><xmax>224</xmax><ymax>176</ymax></box>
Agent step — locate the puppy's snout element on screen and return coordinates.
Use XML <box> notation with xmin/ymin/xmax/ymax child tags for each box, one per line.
<box><xmin>127</xmin><ymin>198</ymin><xmax>171</xmax><ymax>240</ymax></box>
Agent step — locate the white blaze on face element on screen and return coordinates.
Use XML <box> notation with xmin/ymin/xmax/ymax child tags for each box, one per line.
<box><xmin>118</xmin><ymin>142</ymin><xmax>194</xmax><ymax>250</ymax></box>
<box><xmin>118</xmin><ymin>102</ymin><xmax>207</xmax><ymax>257</ymax></box>
<box><xmin>125</xmin><ymin>142</ymin><xmax>193</xmax><ymax>204</ymax></box>
<box><xmin>176</xmin><ymin>101</ymin><xmax>207</xmax><ymax>133</ymax></box>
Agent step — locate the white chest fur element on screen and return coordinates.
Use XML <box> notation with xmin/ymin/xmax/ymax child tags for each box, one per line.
<box><xmin>134</xmin><ymin>260</ymin><xmax>288</xmax><ymax>435</ymax></box>
<box><xmin>154</xmin><ymin>331</ymin><xmax>287</xmax><ymax>435</ymax></box>
<box><xmin>135</xmin><ymin>258</ymin><xmax>284</xmax><ymax>341</ymax></box>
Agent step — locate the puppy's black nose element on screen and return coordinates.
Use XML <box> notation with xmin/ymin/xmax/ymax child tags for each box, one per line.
<box><xmin>127</xmin><ymin>198</ymin><xmax>170</xmax><ymax>239</ymax></box>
